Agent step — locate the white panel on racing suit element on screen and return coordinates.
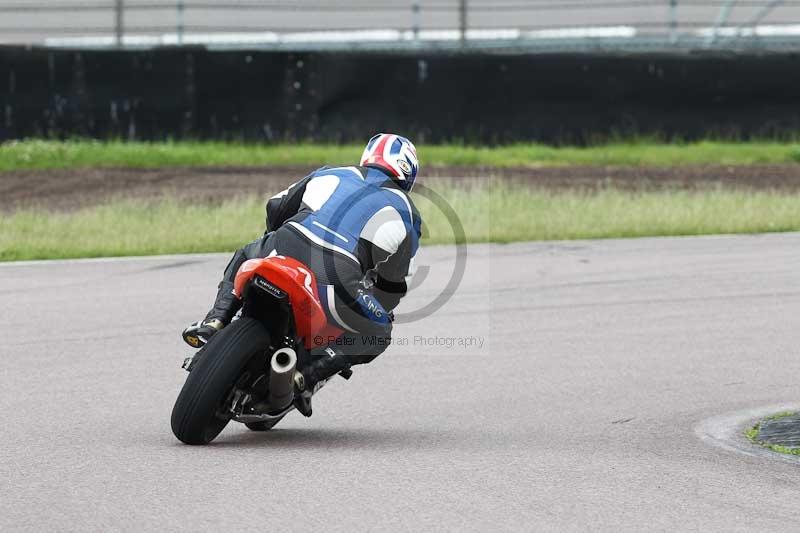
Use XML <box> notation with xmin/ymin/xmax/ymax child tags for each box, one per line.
<box><xmin>405</xmin><ymin>255</ymin><xmax>418</xmax><ymax>287</ymax></box>
<box><xmin>344</xmin><ymin>166</ymin><xmax>365</xmax><ymax>180</ymax></box>
<box><xmin>385</xmin><ymin>188</ymin><xmax>413</xmax><ymax>220</ymax></box>
<box><xmin>287</xmin><ymin>221</ymin><xmax>359</xmax><ymax>263</ymax></box>
<box><xmin>326</xmin><ymin>285</ymin><xmax>358</xmax><ymax>333</ymax></box>
<box><xmin>270</xmin><ymin>187</ymin><xmax>290</xmax><ymax>201</ymax></box>
<box><xmin>301</xmin><ymin>174</ymin><xmax>340</xmax><ymax>211</ymax></box>
<box><xmin>360</xmin><ymin>205</ymin><xmax>406</xmax><ymax>255</ymax></box>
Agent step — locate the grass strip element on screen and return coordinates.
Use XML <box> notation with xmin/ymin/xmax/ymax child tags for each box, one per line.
<box><xmin>3</xmin><ymin>139</ymin><xmax>800</xmax><ymax>172</ymax></box>
<box><xmin>4</xmin><ymin>183</ymin><xmax>800</xmax><ymax>261</ymax></box>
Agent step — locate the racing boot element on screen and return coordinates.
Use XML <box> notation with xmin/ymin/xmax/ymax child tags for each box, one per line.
<box><xmin>182</xmin><ymin>318</ymin><xmax>225</xmax><ymax>348</ymax></box>
<box><xmin>293</xmin><ymin>346</ymin><xmax>352</xmax><ymax>417</ymax></box>
<box><xmin>182</xmin><ymin>280</ymin><xmax>242</xmax><ymax>348</ymax></box>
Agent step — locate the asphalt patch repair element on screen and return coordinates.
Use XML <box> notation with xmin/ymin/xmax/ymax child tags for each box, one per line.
<box><xmin>4</xmin><ymin>164</ymin><xmax>800</xmax><ymax>212</ymax></box>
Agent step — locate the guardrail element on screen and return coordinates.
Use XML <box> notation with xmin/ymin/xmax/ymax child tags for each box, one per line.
<box><xmin>0</xmin><ymin>1</ymin><xmax>798</xmax><ymax>52</ymax></box>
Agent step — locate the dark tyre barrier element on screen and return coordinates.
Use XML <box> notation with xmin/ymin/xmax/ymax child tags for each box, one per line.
<box><xmin>2</xmin><ymin>46</ymin><xmax>800</xmax><ymax>143</ymax></box>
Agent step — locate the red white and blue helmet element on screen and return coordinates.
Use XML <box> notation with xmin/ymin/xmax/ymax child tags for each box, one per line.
<box><xmin>360</xmin><ymin>133</ymin><xmax>419</xmax><ymax>191</ymax></box>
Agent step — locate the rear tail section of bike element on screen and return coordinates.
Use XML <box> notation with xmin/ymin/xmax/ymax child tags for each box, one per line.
<box><xmin>171</xmin><ymin>256</ymin><xmax>345</xmax><ymax>445</ymax></box>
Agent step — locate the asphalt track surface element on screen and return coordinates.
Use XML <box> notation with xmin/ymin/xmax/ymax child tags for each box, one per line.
<box><xmin>2</xmin><ymin>233</ymin><xmax>800</xmax><ymax>531</ymax></box>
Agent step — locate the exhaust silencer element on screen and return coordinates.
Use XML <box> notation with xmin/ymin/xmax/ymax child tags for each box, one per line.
<box><xmin>268</xmin><ymin>347</ymin><xmax>297</xmax><ymax>410</ymax></box>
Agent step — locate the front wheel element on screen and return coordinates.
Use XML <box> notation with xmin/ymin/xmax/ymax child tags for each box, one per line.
<box><xmin>171</xmin><ymin>318</ymin><xmax>271</xmax><ymax>445</ymax></box>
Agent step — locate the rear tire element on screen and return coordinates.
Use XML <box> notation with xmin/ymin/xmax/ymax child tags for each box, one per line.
<box><xmin>171</xmin><ymin>318</ymin><xmax>270</xmax><ymax>445</ymax></box>
<box><xmin>245</xmin><ymin>415</ymin><xmax>286</xmax><ymax>432</ymax></box>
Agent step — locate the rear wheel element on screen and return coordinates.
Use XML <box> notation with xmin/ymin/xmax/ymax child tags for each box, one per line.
<box><xmin>171</xmin><ymin>318</ymin><xmax>270</xmax><ymax>445</ymax></box>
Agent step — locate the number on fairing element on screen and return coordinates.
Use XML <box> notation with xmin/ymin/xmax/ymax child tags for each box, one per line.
<box><xmin>296</xmin><ymin>267</ymin><xmax>313</xmax><ymax>295</ymax></box>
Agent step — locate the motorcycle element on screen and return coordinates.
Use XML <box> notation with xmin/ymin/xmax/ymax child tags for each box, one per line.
<box><xmin>171</xmin><ymin>255</ymin><xmax>347</xmax><ymax>445</ymax></box>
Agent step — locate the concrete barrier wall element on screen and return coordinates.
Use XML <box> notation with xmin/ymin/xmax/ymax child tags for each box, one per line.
<box><xmin>2</xmin><ymin>46</ymin><xmax>799</xmax><ymax>143</ymax></box>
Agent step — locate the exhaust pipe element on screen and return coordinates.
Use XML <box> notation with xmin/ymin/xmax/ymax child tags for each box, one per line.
<box><xmin>268</xmin><ymin>347</ymin><xmax>297</xmax><ymax>410</ymax></box>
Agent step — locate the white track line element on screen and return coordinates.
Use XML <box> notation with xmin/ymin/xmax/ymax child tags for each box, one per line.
<box><xmin>0</xmin><ymin>252</ymin><xmax>227</xmax><ymax>268</ymax></box>
<box><xmin>4</xmin><ymin>232</ymin><xmax>800</xmax><ymax>267</ymax></box>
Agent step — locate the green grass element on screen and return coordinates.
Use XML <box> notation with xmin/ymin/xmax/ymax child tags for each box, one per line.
<box><xmin>417</xmin><ymin>183</ymin><xmax>800</xmax><ymax>243</ymax></box>
<box><xmin>744</xmin><ymin>426</ymin><xmax>760</xmax><ymax>441</ymax></box>
<box><xmin>5</xmin><ymin>183</ymin><xmax>800</xmax><ymax>261</ymax></box>
<box><xmin>3</xmin><ymin>139</ymin><xmax>800</xmax><ymax>172</ymax></box>
<box><xmin>745</xmin><ymin>411</ymin><xmax>800</xmax><ymax>456</ymax></box>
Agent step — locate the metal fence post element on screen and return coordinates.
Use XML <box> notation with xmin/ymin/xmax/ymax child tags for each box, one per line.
<box><xmin>412</xmin><ymin>1</ymin><xmax>420</xmax><ymax>41</ymax></box>
<box><xmin>731</xmin><ymin>0</ymin><xmax>783</xmax><ymax>40</ymax></box>
<box><xmin>459</xmin><ymin>0</ymin><xmax>467</xmax><ymax>46</ymax></box>
<box><xmin>115</xmin><ymin>0</ymin><xmax>124</xmax><ymax>48</ymax></box>
<box><xmin>669</xmin><ymin>0</ymin><xmax>678</xmax><ymax>43</ymax></box>
<box><xmin>177</xmin><ymin>0</ymin><xmax>185</xmax><ymax>45</ymax></box>
<box><xmin>706</xmin><ymin>0</ymin><xmax>737</xmax><ymax>46</ymax></box>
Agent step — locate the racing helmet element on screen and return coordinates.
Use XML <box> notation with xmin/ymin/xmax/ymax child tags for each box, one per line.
<box><xmin>360</xmin><ymin>133</ymin><xmax>419</xmax><ymax>191</ymax></box>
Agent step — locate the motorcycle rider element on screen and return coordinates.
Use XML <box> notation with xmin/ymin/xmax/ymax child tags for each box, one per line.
<box><xmin>182</xmin><ymin>133</ymin><xmax>422</xmax><ymax>417</ymax></box>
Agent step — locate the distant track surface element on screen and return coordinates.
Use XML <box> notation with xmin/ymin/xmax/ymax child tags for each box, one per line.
<box><xmin>2</xmin><ymin>236</ymin><xmax>800</xmax><ymax>530</ymax></box>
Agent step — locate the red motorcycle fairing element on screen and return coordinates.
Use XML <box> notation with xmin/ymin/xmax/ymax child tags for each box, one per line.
<box><xmin>233</xmin><ymin>256</ymin><xmax>343</xmax><ymax>348</ymax></box>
